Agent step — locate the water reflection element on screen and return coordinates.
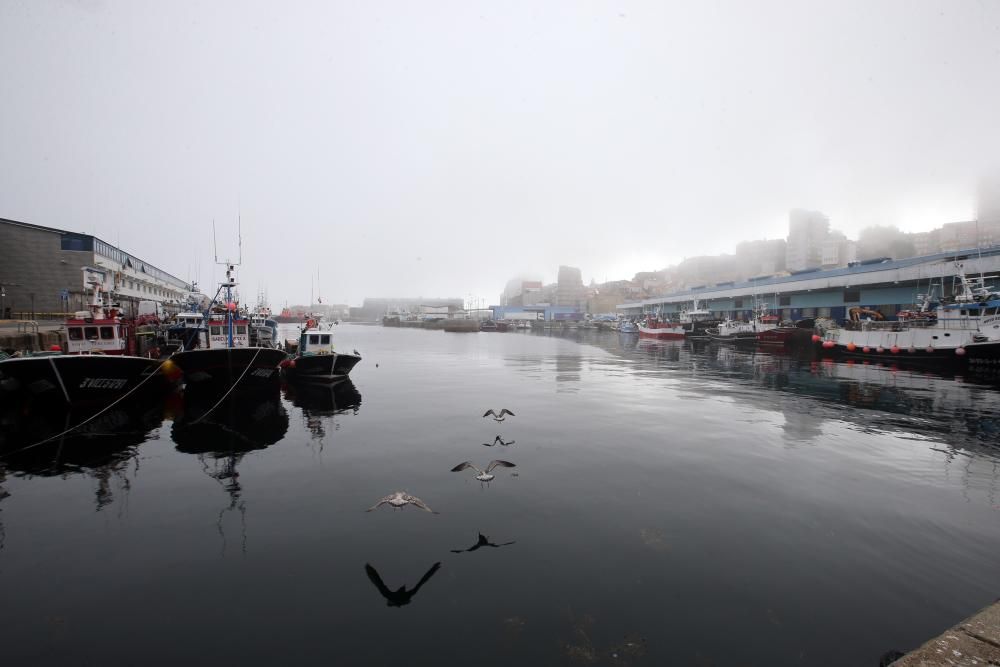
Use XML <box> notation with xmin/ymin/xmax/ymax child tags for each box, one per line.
<box><xmin>171</xmin><ymin>388</ymin><xmax>289</xmax><ymax>555</ymax></box>
<box><xmin>450</xmin><ymin>532</ymin><xmax>515</xmax><ymax>554</ymax></box>
<box><xmin>282</xmin><ymin>379</ymin><xmax>362</xmax><ymax>441</ymax></box>
<box><xmin>0</xmin><ymin>401</ymin><xmax>163</xmax><ymax>510</ymax></box>
<box><xmin>364</xmin><ymin>561</ymin><xmax>441</xmax><ymax>607</ymax></box>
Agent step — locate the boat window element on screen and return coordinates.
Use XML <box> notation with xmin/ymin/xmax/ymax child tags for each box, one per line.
<box><xmin>85</xmin><ymin>326</ymin><xmax>98</xmax><ymax>340</ymax></box>
<box><xmin>320</xmin><ymin>335</ymin><xmax>330</xmax><ymax>344</ymax></box>
<box><xmin>236</xmin><ymin>325</ymin><xmax>247</xmax><ymax>335</ymax></box>
<box><xmin>961</xmin><ymin>309</ymin><xmax>968</xmax><ymax>315</ymax></box>
<box><xmin>211</xmin><ymin>326</ymin><xmax>222</xmax><ymax>336</ymax></box>
<box><xmin>987</xmin><ymin>308</ymin><xmax>997</xmax><ymax>316</ymax></box>
<box><xmin>100</xmin><ymin>326</ymin><xmax>114</xmax><ymax>339</ymax></box>
<box><xmin>68</xmin><ymin>327</ymin><xmax>82</xmax><ymax>341</ymax></box>
<box><xmin>310</xmin><ymin>335</ymin><xmax>320</xmax><ymax>345</ymax></box>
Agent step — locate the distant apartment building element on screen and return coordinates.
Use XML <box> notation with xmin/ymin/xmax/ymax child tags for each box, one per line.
<box><xmin>734</xmin><ymin>238</ymin><xmax>786</xmax><ymax>277</ymax></box>
<box><xmin>937</xmin><ymin>220</ymin><xmax>999</xmax><ymax>253</ymax></box>
<box><xmin>555</xmin><ymin>265</ymin><xmax>586</xmax><ymax>308</ymax></box>
<box><xmin>911</xmin><ymin>230</ymin><xmax>941</xmax><ymax>257</ymax></box>
<box><xmin>785</xmin><ymin>209</ymin><xmax>830</xmax><ymax>272</ymax></box>
<box><xmin>500</xmin><ymin>276</ymin><xmax>544</xmax><ymax>307</ymax></box>
<box><xmin>977</xmin><ymin>173</ymin><xmax>1000</xmax><ymax>224</ymax></box>
<box><xmin>821</xmin><ymin>231</ymin><xmax>857</xmax><ymax>268</ymax></box>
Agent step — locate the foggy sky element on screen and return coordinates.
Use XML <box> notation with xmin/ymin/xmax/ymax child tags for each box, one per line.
<box><xmin>2</xmin><ymin>0</ymin><xmax>999</xmax><ymax>307</ymax></box>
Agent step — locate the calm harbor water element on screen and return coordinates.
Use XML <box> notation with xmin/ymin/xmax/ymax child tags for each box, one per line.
<box><xmin>1</xmin><ymin>325</ymin><xmax>999</xmax><ymax>666</ymax></box>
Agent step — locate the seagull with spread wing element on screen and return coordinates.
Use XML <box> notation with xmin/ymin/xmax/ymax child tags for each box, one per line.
<box><xmin>366</xmin><ymin>491</ymin><xmax>437</xmax><ymax>513</ymax></box>
<box><xmin>482</xmin><ymin>408</ymin><xmax>515</xmax><ymax>422</ymax></box>
<box><xmin>450</xmin><ymin>459</ymin><xmax>516</xmax><ymax>482</ymax></box>
<box><xmin>364</xmin><ymin>562</ymin><xmax>441</xmax><ymax>607</ymax></box>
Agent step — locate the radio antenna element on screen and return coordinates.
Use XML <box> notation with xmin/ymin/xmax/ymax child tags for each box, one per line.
<box><xmin>238</xmin><ymin>208</ymin><xmax>243</xmax><ymax>265</ymax></box>
<box><xmin>213</xmin><ymin>219</ymin><xmax>218</xmax><ymax>263</ymax></box>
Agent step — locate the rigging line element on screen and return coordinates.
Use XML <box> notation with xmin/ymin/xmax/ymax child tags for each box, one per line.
<box><xmin>189</xmin><ymin>346</ymin><xmax>264</xmax><ymax>426</ymax></box>
<box><xmin>0</xmin><ymin>357</ymin><xmax>171</xmax><ymax>459</ymax></box>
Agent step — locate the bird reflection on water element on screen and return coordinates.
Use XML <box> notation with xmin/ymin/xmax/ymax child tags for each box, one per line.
<box><xmin>450</xmin><ymin>532</ymin><xmax>515</xmax><ymax>554</ymax></box>
<box><xmin>364</xmin><ymin>562</ymin><xmax>441</xmax><ymax>607</ymax></box>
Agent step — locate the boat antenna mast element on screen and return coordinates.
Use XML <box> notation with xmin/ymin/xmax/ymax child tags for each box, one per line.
<box><xmin>212</xmin><ymin>216</ymin><xmax>243</xmax><ymax>348</ymax></box>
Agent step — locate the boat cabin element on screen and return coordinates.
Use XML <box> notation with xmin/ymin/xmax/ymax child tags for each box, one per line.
<box><xmin>65</xmin><ymin>313</ymin><xmax>130</xmax><ymax>355</ymax></box>
<box><xmin>298</xmin><ymin>329</ymin><xmax>334</xmax><ymax>356</ymax></box>
<box><xmin>204</xmin><ymin>316</ymin><xmax>251</xmax><ymax>348</ymax></box>
<box><xmin>175</xmin><ymin>312</ymin><xmax>204</xmax><ymax>328</ymax></box>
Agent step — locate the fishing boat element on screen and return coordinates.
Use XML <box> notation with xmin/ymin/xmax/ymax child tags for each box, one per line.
<box><xmin>637</xmin><ymin>314</ymin><xmax>685</xmax><ymax>339</ymax></box>
<box><xmin>0</xmin><ymin>274</ymin><xmax>177</xmax><ymax>407</ymax></box>
<box><xmin>817</xmin><ymin>265</ymin><xmax>1000</xmax><ymax>363</ymax></box>
<box><xmin>281</xmin><ymin>324</ymin><xmax>360</xmax><ymax>383</ymax></box>
<box><xmin>755</xmin><ymin>319</ymin><xmax>803</xmax><ymax>346</ymax></box>
<box><xmin>249</xmin><ymin>302</ymin><xmax>279</xmax><ymax>349</ymax></box>
<box><xmin>677</xmin><ymin>300</ymin><xmax>721</xmax><ymax>338</ymax></box>
<box><xmin>170</xmin><ymin>263</ymin><xmax>287</xmax><ymax>389</ymax></box>
<box><xmin>619</xmin><ymin>320</ymin><xmax>639</xmax><ymax>334</ymax></box>
<box><xmin>706</xmin><ymin>303</ymin><xmax>780</xmax><ymax>343</ymax></box>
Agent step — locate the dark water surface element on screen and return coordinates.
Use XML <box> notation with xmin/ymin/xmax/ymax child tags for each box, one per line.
<box><xmin>2</xmin><ymin>326</ymin><xmax>999</xmax><ymax>666</ymax></box>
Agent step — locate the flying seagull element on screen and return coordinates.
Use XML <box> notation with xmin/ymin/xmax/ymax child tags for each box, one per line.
<box><xmin>365</xmin><ymin>562</ymin><xmax>441</xmax><ymax>607</ymax></box>
<box><xmin>483</xmin><ymin>435</ymin><xmax>515</xmax><ymax>447</ymax></box>
<box><xmin>366</xmin><ymin>491</ymin><xmax>437</xmax><ymax>513</ymax></box>
<box><xmin>450</xmin><ymin>532</ymin><xmax>516</xmax><ymax>554</ymax></box>
<box><xmin>451</xmin><ymin>460</ymin><xmax>516</xmax><ymax>482</ymax></box>
<box><xmin>483</xmin><ymin>408</ymin><xmax>515</xmax><ymax>422</ymax></box>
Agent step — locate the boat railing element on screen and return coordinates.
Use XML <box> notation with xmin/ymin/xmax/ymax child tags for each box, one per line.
<box><xmin>856</xmin><ymin>318</ymin><xmax>977</xmax><ymax>331</ymax></box>
<box><xmin>16</xmin><ymin>320</ymin><xmax>38</xmax><ymax>334</ymax></box>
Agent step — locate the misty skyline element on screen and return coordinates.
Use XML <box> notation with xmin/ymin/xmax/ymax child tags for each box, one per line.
<box><xmin>2</xmin><ymin>0</ymin><xmax>998</xmax><ymax>306</ymax></box>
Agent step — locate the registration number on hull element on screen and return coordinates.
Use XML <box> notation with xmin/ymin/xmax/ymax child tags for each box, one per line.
<box><xmin>79</xmin><ymin>378</ymin><xmax>128</xmax><ymax>390</ymax></box>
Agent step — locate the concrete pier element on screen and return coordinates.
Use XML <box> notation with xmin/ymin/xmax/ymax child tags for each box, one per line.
<box><xmin>892</xmin><ymin>601</ymin><xmax>1000</xmax><ymax>666</ymax></box>
<box><xmin>0</xmin><ymin>320</ymin><xmax>64</xmax><ymax>353</ymax></box>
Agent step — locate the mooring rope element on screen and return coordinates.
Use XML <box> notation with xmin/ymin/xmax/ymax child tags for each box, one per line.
<box><xmin>189</xmin><ymin>347</ymin><xmax>264</xmax><ymax>425</ymax></box>
<box><xmin>0</xmin><ymin>356</ymin><xmax>173</xmax><ymax>458</ymax></box>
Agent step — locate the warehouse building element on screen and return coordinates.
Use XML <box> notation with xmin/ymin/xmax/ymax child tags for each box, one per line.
<box><xmin>0</xmin><ymin>217</ymin><xmax>194</xmax><ymax>319</ymax></box>
<box><xmin>617</xmin><ymin>246</ymin><xmax>1000</xmax><ymax>322</ymax></box>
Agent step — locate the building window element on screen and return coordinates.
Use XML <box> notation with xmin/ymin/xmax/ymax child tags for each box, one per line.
<box><xmin>779</xmin><ymin>295</ymin><xmax>791</xmax><ymax>306</ymax></box>
<box><xmin>844</xmin><ymin>290</ymin><xmax>860</xmax><ymax>303</ymax></box>
<box><xmin>734</xmin><ymin>298</ymin><xmax>743</xmax><ymax>308</ymax></box>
